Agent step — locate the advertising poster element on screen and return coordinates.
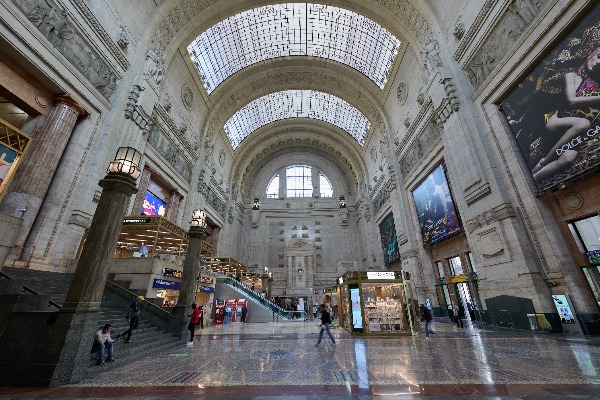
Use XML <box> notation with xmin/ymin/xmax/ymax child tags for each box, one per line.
<box><xmin>551</xmin><ymin>294</ymin><xmax>576</xmax><ymax>324</ymax></box>
<box><xmin>412</xmin><ymin>164</ymin><xmax>461</xmax><ymax>244</ymax></box>
<box><xmin>500</xmin><ymin>5</ymin><xmax>600</xmax><ymax>191</ymax></box>
<box><xmin>142</xmin><ymin>191</ymin><xmax>167</xmax><ymax>216</ymax></box>
<box><xmin>379</xmin><ymin>213</ymin><xmax>400</xmax><ymax>265</ymax></box>
<box><xmin>350</xmin><ymin>288</ymin><xmax>363</xmax><ymax>329</ymax></box>
<box><xmin>0</xmin><ymin>144</ymin><xmax>17</xmax><ymax>186</ymax></box>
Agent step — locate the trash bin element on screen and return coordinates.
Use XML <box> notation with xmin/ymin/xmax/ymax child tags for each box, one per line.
<box><xmin>527</xmin><ymin>314</ymin><xmax>541</xmax><ymax>331</ymax></box>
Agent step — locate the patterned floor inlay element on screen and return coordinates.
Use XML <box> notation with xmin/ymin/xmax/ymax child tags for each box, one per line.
<box><xmin>1</xmin><ymin>321</ymin><xmax>600</xmax><ymax>398</ymax></box>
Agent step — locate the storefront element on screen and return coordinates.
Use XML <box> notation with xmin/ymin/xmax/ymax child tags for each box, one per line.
<box><xmin>336</xmin><ymin>271</ymin><xmax>417</xmax><ymax>336</ymax></box>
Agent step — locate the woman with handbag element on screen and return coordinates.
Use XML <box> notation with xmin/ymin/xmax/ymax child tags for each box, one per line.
<box><xmin>316</xmin><ymin>304</ymin><xmax>336</xmax><ymax>347</ymax></box>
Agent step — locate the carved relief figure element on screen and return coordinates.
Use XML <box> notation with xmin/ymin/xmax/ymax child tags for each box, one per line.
<box><xmin>204</xmin><ymin>138</ymin><xmax>214</xmax><ymax>166</ymax></box>
<box><xmin>144</xmin><ymin>48</ymin><xmax>164</xmax><ymax>85</ymax></box>
<box><xmin>420</xmin><ymin>39</ymin><xmax>442</xmax><ymax>76</ymax></box>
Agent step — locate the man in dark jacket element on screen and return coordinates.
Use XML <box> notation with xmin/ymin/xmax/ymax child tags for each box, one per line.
<box><xmin>316</xmin><ymin>304</ymin><xmax>336</xmax><ymax>346</ymax></box>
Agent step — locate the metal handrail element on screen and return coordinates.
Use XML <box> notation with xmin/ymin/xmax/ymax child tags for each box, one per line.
<box><xmin>106</xmin><ymin>281</ymin><xmax>171</xmax><ymax>319</ymax></box>
<box><xmin>21</xmin><ymin>285</ymin><xmax>39</xmax><ymax>295</ymax></box>
<box><xmin>218</xmin><ymin>277</ymin><xmax>289</xmax><ymax>318</ymax></box>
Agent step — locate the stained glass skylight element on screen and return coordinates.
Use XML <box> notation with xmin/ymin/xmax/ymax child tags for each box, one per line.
<box><xmin>224</xmin><ymin>90</ymin><xmax>371</xmax><ymax>149</ymax></box>
<box><xmin>187</xmin><ymin>3</ymin><xmax>401</xmax><ymax>93</ymax></box>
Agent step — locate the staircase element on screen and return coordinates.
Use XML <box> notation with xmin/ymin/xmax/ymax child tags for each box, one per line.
<box><xmin>0</xmin><ymin>267</ymin><xmax>181</xmax><ymax>376</ymax></box>
<box><xmin>218</xmin><ymin>277</ymin><xmax>304</xmax><ymax>321</ymax></box>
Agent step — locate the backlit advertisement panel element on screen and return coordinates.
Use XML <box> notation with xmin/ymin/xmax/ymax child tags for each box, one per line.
<box><xmin>500</xmin><ymin>5</ymin><xmax>600</xmax><ymax>191</ymax></box>
<box><xmin>412</xmin><ymin>164</ymin><xmax>461</xmax><ymax>244</ymax></box>
<box><xmin>379</xmin><ymin>213</ymin><xmax>399</xmax><ymax>265</ymax></box>
<box><xmin>350</xmin><ymin>288</ymin><xmax>363</xmax><ymax>330</ymax></box>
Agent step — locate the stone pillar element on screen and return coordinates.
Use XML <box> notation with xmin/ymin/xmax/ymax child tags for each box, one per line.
<box><xmin>169</xmin><ymin>226</ymin><xmax>206</xmax><ymax>341</ymax></box>
<box><xmin>0</xmin><ymin>94</ymin><xmax>89</xmax><ymax>260</ymax></box>
<box><xmin>167</xmin><ymin>190</ymin><xmax>182</xmax><ymax>223</ymax></box>
<box><xmin>131</xmin><ymin>165</ymin><xmax>153</xmax><ymax>215</ymax></box>
<box><xmin>49</xmin><ymin>172</ymin><xmax>138</xmax><ymax>385</ymax></box>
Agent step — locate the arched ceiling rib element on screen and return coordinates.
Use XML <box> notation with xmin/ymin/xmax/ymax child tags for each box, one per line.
<box><xmin>231</xmin><ymin>119</ymin><xmax>369</xmax><ymax>197</ymax></box>
<box><xmin>186</xmin><ymin>3</ymin><xmax>401</xmax><ymax>93</ymax></box>
<box><xmin>224</xmin><ymin>90</ymin><xmax>371</xmax><ymax>149</ymax></box>
<box><xmin>203</xmin><ymin>68</ymin><xmax>388</xmax><ymax>153</ymax></box>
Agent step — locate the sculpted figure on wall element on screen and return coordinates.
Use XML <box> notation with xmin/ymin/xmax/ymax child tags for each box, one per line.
<box><xmin>420</xmin><ymin>39</ymin><xmax>442</xmax><ymax>77</ymax></box>
<box><xmin>144</xmin><ymin>48</ymin><xmax>164</xmax><ymax>85</ymax></box>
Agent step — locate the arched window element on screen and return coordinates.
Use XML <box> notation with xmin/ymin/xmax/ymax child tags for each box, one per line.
<box><xmin>265</xmin><ymin>165</ymin><xmax>335</xmax><ymax>199</ymax></box>
<box><xmin>286</xmin><ymin>166</ymin><xmax>312</xmax><ymax>198</ymax></box>
<box><xmin>266</xmin><ymin>174</ymin><xmax>279</xmax><ymax>198</ymax></box>
<box><xmin>320</xmin><ymin>173</ymin><xmax>333</xmax><ymax>197</ymax></box>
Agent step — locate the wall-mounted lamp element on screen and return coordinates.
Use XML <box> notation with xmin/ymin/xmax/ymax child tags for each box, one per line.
<box><xmin>339</xmin><ymin>195</ymin><xmax>347</xmax><ymax>208</ymax></box>
<box><xmin>297</xmin><ymin>268</ymin><xmax>303</xmax><ymax>274</ymax></box>
<box><xmin>107</xmin><ymin>147</ymin><xmax>142</xmax><ymax>179</ymax></box>
<box><xmin>190</xmin><ymin>209</ymin><xmax>207</xmax><ymax>229</ymax></box>
<box><xmin>252</xmin><ymin>197</ymin><xmax>260</xmax><ymax>210</ymax></box>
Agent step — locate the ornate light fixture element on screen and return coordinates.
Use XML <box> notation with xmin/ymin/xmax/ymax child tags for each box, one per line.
<box><xmin>253</xmin><ymin>198</ymin><xmax>260</xmax><ymax>210</ymax></box>
<box><xmin>298</xmin><ymin>268</ymin><xmax>303</xmax><ymax>274</ymax></box>
<box><xmin>339</xmin><ymin>196</ymin><xmax>347</xmax><ymax>208</ymax></box>
<box><xmin>190</xmin><ymin>209</ymin><xmax>207</xmax><ymax>229</ymax></box>
<box><xmin>107</xmin><ymin>147</ymin><xmax>142</xmax><ymax>179</ymax></box>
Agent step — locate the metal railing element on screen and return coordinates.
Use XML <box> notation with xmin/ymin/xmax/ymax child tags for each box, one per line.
<box><xmin>218</xmin><ymin>277</ymin><xmax>291</xmax><ymax>319</ymax></box>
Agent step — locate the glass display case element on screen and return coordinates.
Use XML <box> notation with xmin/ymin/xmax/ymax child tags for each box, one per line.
<box><xmin>336</xmin><ymin>271</ymin><xmax>417</xmax><ymax>336</ymax></box>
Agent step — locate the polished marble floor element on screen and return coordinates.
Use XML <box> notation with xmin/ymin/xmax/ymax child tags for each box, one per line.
<box><xmin>1</xmin><ymin>320</ymin><xmax>599</xmax><ymax>399</ymax></box>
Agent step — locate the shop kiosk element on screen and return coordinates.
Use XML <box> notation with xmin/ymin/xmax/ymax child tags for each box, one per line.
<box><xmin>214</xmin><ymin>300</ymin><xmax>225</xmax><ymax>324</ymax></box>
<box><xmin>336</xmin><ymin>271</ymin><xmax>418</xmax><ymax>336</ymax></box>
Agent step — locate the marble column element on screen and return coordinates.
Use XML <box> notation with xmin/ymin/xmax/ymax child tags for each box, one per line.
<box><xmin>0</xmin><ymin>94</ymin><xmax>89</xmax><ymax>260</ymax></box>
<box><xmin>167</xmin><ymin>190</ymin><xmax>182</xmax><ymax>223</ymax></box>
<box><xmin>49</xmin><ymin>171</ymin><xmax>138</xmax><ymax>385</ymax></box>
<box><xmin>131</xmin><ymin>165</ymin><xmax>153</xmax><ymax>215</ymax></box>
<box><xmin>169</xmin><ymin>225</ymin><xmax>207</xmax><ymax>341</ymax></box>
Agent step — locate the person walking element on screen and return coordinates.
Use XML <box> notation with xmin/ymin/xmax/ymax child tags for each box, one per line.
<box><xmin>187</xmin><ymin>303</ymin><xmax>201</xmax><ymax>345</ymax></box>
<box><xmin>316</xmin><ymin>304</ymin><xmax>336</xmax><ymax>346</ymax></box>
<box><xmin>455</xmin><ymin>304</ymin><xmax>465</xmax><ymax>328</ymax></box>
<box><xmin>122</xmin><ymin>296</ymin><xmax>143</xmax><ymax>343</ymax></box>
<box><xmin>94</xmin><ymin>324</ymin><xmax>118</xmax><ymax>366</ymax></box>
<box><xmin>421</xmin><ymin>304</ymin><xmax>435</xmax><ymax>338</ymax></box>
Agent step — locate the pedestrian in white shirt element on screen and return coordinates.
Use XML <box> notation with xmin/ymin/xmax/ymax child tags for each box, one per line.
<box><xmin>94</xmin><ymin>324</ymin><xmax>118</xmax><ymax>366</ymax></box>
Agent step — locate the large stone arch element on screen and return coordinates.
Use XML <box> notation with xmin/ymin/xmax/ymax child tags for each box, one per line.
<box><xmin>149</xmin><ymin>0</ymin><xmax>439</xmax><ymax>65</ymax></box>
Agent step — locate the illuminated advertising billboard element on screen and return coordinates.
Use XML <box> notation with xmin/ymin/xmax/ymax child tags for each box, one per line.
<box><xmin>412</xmin><ymin>164</ymin><xmax>461</xmax><ymax>244</ymax></box>
<box><xmin>500</xmin><ymin>5</ymin><xmax>600</xmax><ymax>191</ymax></box>
<box><xmin>142</xmin><ymin>191</ymin><xmax>167</xmax><ymax>216</ymax></box>
<box><xmin>379</xmin><ymin>213</ymin><xmax>400</xmax><ymax>265</ymax></box>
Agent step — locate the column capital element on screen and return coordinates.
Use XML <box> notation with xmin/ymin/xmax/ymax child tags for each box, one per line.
<box><xmin>54</xmin><ymin>93</ymin><xmax>91</xmax><ymax>117</ymax></box>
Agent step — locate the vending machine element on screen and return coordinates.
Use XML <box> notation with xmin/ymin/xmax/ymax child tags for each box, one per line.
<box><xmin>237</xmin><ymin>299</ymin><xmax>247</xmax><ymax>323</ymax></box>
<box><xmin>214</xmin><ymin>300</ymin><xmax>225</xmax><ymax>325</ymax></box>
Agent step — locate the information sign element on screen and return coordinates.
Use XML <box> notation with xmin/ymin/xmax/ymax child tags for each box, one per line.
<box><xmin>367</xmin><ymin>271</ymin><xmax>396</xmax><ymax>280</ymax></box>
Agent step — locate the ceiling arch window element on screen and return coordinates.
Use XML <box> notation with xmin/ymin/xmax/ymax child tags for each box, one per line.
<box><xmin>187</xmin><ymin>3</ymin><xmax>401</xmax><ymax>93</ymax></box>
<box><xmin>266</xmin><ymin>174</ymin><xmax>280</xmax><ymax>199</ymax></box>
<box><xmin>265</xmin><ymin>165</ymin><xmax>334</xmax><ymax>199</ymax></box>
<box><xmin>287</xmin><ymin>165</ymin><xmax>312</xmax><ymax>198</ymax></box>
<box><xmin>224</xmin><ymin>90</ymin><xmax>371</xmax><ymax>149</ymax></box>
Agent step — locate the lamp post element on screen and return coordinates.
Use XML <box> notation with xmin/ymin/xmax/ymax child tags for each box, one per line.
<box><xmin>170</xmin><ymin>209</ymin><xmax>207</xmax><ymax>341</ymax></box>
<box><xmin>50</xmin><ymin>147</ymin><xmax>140</xmax><ymax>385</ymax></box>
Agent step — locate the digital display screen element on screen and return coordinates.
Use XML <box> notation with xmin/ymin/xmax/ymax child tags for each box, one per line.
<box><xmin>412</xmin><ymin>164</ymin><xmax>461</xmax><ymax>244</ymax></box>
<box><xmin>552</xmin><ymin>294</ymin><xmax>576</xmax><ymax>324</ymax></box>
<box><xmin>142</xmin><ymin>191</ymin><xmax>166</xmax><ymax>216</ymax></box>
<box><xmin>499</xmin><ymin>4</ymin><xmax>600</xmax><ymax>191</ymax></box>
<box><xmin>350</xmin><ymin>288</ymin><xmax>363</xmax><ymax>330</ymax></box>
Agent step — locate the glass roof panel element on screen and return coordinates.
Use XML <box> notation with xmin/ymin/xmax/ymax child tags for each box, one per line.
<box><xmin>224</xmin><ymin>90</ymin><xmax>371</xmax><ymax>149</ymax></box>
<box><xmin>187</xmin><ymin>3</ymin><xmax>401</xmax><ymax>93</ymax></box>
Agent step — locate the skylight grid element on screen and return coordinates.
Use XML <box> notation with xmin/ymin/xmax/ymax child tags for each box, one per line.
<box><xmin>187</xmin><ymin>3</ymin><xmax>401</xmax><ymax>93</ymax></box>
<box><xmin>224</xmin><ymin>90</ymin><xmax>370</xmax><ymax>149</ymax></box>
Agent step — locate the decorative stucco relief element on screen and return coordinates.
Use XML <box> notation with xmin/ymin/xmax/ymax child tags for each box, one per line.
<box><xmin>465</xmin><ymin>0</ymin><xmax>550</xmax><ymax>90</ymax></box>
<box><xmin>146</xmin><ymin>123</ymin><xmax>193</xmax><ymax>183</ymax></box>
<box><xmin>399</xmin><ymin>120</ymin><xmax>441</xmax><ymax>178</ymax></box>
<box><xmin>11</xmin><ymin>0</ymin><xmax>119</xmax><ymax>99</ymax></box>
